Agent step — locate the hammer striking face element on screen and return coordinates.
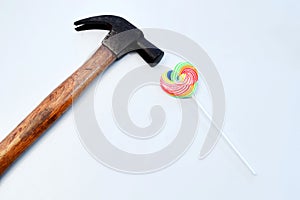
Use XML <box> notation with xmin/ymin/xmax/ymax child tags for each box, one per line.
<box><xmin>0</xmin><ymin>15</ymin><xmax>164</xmax><ymax>177</ymax></box>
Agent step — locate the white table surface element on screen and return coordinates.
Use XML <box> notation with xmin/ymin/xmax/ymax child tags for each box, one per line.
<box><xmin>0</xmin><ymin>0</ymin><xmax>299</xmax><ymax>199</ymax></box>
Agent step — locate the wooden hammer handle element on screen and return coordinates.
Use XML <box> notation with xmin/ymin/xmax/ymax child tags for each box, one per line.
<box><xmin>0</xmin><ymin>45</ymin><xmax>116</xmax><ymax>176</ymax></box>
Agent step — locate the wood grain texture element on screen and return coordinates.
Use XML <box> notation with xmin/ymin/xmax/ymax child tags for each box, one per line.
<box><xmin>0</xmin><ymin>45</ymin><xmax>116</xmax><ymax>176</ymax></box>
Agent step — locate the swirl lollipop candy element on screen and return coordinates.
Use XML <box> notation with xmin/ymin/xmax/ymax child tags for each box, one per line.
<box><xmin>160</xmin><ymin>62</ymin><xmax>199</xmax><ymax>98</ymax></box>
<box><xmin>160</xmin><ymin>62</ymin><xmax>257</xmax><ymax>175</ymax></box>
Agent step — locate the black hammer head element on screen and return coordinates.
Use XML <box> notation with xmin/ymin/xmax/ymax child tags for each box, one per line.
<box><xmin>74</xmin><ymin>15</ymin><xmax>164</xmax><ymax>67</ymax></box>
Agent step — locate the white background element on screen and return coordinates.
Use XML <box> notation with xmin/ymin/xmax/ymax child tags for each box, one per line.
<box><xmin>0</xmin><ymin>0</ymin><xmax>299</xmax><ymax>199</ymax></box>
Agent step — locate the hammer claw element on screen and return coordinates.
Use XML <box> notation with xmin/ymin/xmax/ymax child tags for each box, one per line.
<box><xmin>75</xmin><ymin>24</ymin><xmax>110</xmax><ymax>32</ymax></box>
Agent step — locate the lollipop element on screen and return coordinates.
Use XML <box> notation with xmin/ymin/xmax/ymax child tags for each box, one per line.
<box><xmin>160</xmin><ymin>62</ymin><xmax>257</xmax><ymax>175</ymax></box>
<box><xmin>160</xmin><ymin>62</ymin><xmax>199</xmax><ymax>98</ymax></box>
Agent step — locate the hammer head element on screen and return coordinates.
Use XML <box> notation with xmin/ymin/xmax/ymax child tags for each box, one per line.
<box><xmin>74</xmin><ymin>15</ymin><xmax>164</xmax><ymax>67</ymax></box>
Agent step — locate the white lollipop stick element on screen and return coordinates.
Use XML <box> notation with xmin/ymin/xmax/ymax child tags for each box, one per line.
<box><xmin>193</xmin><ymin>97</ymin><xmax>257</xmax><ymax>175</ymax></box>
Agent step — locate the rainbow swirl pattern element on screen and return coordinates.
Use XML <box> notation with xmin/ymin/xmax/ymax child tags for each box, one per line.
<box><xmin>160</xmin><ymin>62</ymin><xmax>199</xmax><ymax>98</ymax></box>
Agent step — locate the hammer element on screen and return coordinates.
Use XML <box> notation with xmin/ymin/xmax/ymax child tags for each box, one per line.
<box><xmin>0</xmin><ymin>15</ymin><xmax>164</xmax><ymax>176</ymax></box>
